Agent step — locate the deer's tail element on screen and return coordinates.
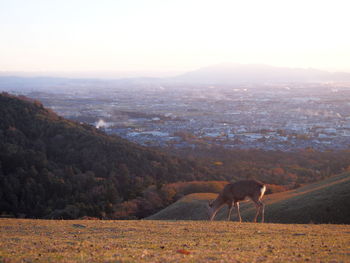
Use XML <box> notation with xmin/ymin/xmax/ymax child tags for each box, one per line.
<box><xmin>259</xmin><ymin>185</ymin><xmax>266</xmax><ymax>199</ymax></box>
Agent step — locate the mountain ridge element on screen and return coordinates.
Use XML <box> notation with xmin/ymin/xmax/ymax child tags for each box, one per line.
<box><xmin>1</xmin><ymin>63</ymin><xmax>350</xmax><ymax>90</ymax></box>
<box><xmin>172</xmin><ymin>62</ymin><xmax>350</xmax><ymax>84</ymax></box>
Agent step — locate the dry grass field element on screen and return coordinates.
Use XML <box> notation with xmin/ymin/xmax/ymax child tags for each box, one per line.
<box><xmin>0</xmin><ymin>219</ymin><xmax>349</xmax><ymax>263</ymax></box>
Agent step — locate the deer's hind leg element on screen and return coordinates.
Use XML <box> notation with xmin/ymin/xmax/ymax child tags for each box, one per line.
<box><xmin>234</xmin><ymin>202</ymin><xmax>242</xmax><ymax>222</ymax></box>
<box><xmin>258</xmin><ymin>200</ymin><xmax>265</xmax><ymax>223</ymax></box>
<box><xmin>252</xmin><ymin>198</ymin><xmax>265</xmax><ymax>223</ymax></box>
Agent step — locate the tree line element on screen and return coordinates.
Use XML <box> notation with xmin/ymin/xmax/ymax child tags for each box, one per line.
<box><xmin>0</xmin><ymin>93</ymin><xmax>212</xmax><ymax>219</ymax></box>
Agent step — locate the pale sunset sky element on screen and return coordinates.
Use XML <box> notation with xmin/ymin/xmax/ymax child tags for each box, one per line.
<box><xmin>1</xmin><ymin>0</ymin><xmax>349</xmax><ymax>76</ymax></box>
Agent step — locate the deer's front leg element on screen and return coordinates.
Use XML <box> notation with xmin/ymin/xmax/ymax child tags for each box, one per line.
<box><xmin>227</xmin><ymin>202</ymin><xmax>233</xmax><ymax>221</ymax></box>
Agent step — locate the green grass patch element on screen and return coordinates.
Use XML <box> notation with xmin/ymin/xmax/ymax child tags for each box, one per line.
<box><xmin>148</xmin><ymin>173</ymin><xmax>350</xmax><ymax>224</ymax></box>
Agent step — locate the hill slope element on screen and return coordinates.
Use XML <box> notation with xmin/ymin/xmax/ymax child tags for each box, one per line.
<box><xmin>0</xmin><ymin>93</ymin><xmax>209</xmax><ymax>218</ymax></box>
<box><xmin>148</xmin><ymin>173</ymin><xmax>350</xmax><ymax>224</ymax></box>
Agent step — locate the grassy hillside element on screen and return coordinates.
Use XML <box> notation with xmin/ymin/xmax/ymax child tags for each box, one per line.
<box><xmin>1</xmin><ymin>219</ymin><xmax>349</xmax><ymax>263</ymax></box>
<box><xmin>148</xmin><ymin>173</ymin><xmax>350</xmax><ymax>224</ymax></box>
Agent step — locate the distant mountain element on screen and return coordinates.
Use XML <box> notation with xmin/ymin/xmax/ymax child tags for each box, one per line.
<box><xmin>147</xmin><ymin>172</ymin><xmax>350</xmax><ymax>224</ymax></box>
<box><xmin>1</xmin><ymin>64</ymin><xmax>350</xmax><ymax>92</ymax></box>
<box><xmin>0</xmin><ymin>93</ymin><xmax>209</xmax><ymax>219</ymax></box>
<box><xmin>172</xmin><ymin>63</ymin><xmax>350</xmax><ymax>84</ymax></box>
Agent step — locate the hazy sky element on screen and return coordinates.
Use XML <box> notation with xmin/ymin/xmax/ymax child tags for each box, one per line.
<box><xmin>1</xmin><ymin>0</ymin><xmax>350</xmax><ymax>76</ymax></box>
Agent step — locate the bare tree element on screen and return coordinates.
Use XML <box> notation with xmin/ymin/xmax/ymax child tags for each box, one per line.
<box><xmin>207</xmin><ymin>180</ymin><xmax>266</xmax><ymax>222</ymax></box>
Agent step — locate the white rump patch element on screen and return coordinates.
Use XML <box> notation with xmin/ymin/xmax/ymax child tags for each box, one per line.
<box><xmin>260</xmin><ymin>185</ymin><xmax>266</xmax><ymax>197</ymax></box>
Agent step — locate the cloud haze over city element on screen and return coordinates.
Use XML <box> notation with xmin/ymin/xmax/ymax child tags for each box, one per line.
<box><xmin>1</xmin><ymin>0</ymin><xmax>350</xmax><ymax>77</ymax></box>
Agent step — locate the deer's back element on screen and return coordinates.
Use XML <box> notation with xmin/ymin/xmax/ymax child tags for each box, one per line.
<box><xmin>222</xmin><ymin>179</ymin><xmax>265</xmax><ymax>202</ymax></box>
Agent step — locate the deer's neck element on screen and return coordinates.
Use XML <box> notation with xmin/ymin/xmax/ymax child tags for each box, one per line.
<box><xmin>213</xmin><ymin>195</ymin><xmax>226</xmax><ymax>209</ymax></box>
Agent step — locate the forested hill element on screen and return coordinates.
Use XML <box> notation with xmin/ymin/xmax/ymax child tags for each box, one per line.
<box><xmin>0</xmin><ymin>93</ymin><xmax>210</xmax><ymax>218</ymax></box>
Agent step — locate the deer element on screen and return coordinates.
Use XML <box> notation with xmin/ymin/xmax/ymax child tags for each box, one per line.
<box><xmin>207</xmin><ymin>179</ymin><xmax>266</xmax><ymax>222</ymax></box>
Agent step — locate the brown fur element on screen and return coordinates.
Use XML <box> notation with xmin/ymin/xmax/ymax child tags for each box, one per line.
<box><xmin>208</xmin><ymin>179</ymin><xmax>266</xmax><ymax>222</ymax></box>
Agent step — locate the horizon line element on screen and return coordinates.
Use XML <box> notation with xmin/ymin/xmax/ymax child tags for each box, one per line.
<box><xmin>1</xmin><ymin>63</ymin><xmax>350</xmax><ymax>80</ymax></box>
